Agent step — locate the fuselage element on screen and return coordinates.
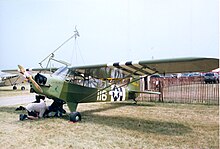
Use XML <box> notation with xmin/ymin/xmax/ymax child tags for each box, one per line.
<box><xmin>31</xmin><ymin>73</ymin><xmax>131</xmax><ymax>104</ymax></box>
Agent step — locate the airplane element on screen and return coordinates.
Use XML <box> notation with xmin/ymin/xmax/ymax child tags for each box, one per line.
<box><xmin>14</xmin><ymin>57</ymin><xmax>219</xmax><ymax>122</ymax></box>
<box><xmin>0</xmin><ymin>71</ymin><xmax>26</xmax><ymax>90</ymax></box>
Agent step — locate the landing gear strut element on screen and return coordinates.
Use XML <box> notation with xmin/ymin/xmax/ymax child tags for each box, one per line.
<box><xmin>70</xmin><ymin>112</ymin><xmax>81</xmax><ymax>122</ymax></box>
<box><xmin>129</xmin><ymin>92</ymin><xmax>137</xmax><ymax>104</ymax></box>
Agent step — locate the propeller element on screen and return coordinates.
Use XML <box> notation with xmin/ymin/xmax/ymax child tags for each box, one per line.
<box><xmin>18</xmin><ymin>65</ymin><xmax>43</xmax><ymax>93</ymax></box>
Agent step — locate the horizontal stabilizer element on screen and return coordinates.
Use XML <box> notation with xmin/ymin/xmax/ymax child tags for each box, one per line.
<box><xmin>130</xmin><ymin>90</ymin><xmax>161</xmax><ymax>95</ymax></box>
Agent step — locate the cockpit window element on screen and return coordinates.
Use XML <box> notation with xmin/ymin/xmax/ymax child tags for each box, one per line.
<box><xmin>35</xmin><ymin>73</ymin><xmax>47</xmax><ymax>85</ymax></box>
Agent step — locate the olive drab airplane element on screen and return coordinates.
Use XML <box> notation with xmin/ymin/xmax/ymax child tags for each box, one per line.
<box><xmin>15</xmin><ymin>57</ymin><xmax>219</xmax><ymax>122</ymax></box>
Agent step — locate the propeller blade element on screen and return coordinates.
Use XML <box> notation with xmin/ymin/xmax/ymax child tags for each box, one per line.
<box><xmin>29</xmin><ymin>76</ymin><xmax>43</xmax><ymax>93</ymax></box>
<box><xmin>17</xmin><ymin>65</ymin><xmax>43</xmax><ymax>93</ymax></box>
<box><xmin>18</xmin><ymin>65</ymin><xmax>25</xmax><ymax>74</ymax></box>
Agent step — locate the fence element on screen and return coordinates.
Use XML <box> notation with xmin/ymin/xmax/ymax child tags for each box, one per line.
<box><xmin>139</xmin><ymin>77</ymin><xmax>219</xmax><ymax>105</ymax></box>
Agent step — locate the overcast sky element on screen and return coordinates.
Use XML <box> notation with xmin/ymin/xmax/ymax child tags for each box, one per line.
<box><xmin>0</xmin><ymin>0</ymin><xmax>219</xmax><ymax>70</ymax></box>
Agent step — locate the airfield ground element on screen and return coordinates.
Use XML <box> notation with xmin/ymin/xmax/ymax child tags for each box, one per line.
<box><xmin>0</xmin><ymin>88</ymin><xmax>219</xmax><ymax>149</ymax></box>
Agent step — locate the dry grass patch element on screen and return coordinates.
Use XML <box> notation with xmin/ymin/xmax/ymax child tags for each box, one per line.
<box><xmin>0</xmin><ymin>102</ymin><xmax>219</xmax><ymax>149</ymax></box>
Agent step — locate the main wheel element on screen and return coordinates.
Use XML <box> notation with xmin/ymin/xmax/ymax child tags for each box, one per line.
<box><xmin>21</xmin><ymin>86</ymin><xmax>25</xmax><ymax>90</ymax></box>
<box><xmin>70</xmin><ymin>112</ymin><xmax>81</xmax><ymax>122</ymax></box>
<box><xmin>13</xmin><ymin>86</ymin><xmax>17</xmax><ymax>90</ymax></box>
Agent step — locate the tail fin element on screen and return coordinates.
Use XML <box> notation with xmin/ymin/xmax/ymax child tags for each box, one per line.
<box><xmin>127</xmin><ymin>77</ymin><xmax>161</xmax><ymax>100</ymax></box>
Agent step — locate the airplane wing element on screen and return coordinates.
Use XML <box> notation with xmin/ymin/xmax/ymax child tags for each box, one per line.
<box><xmin>2</xmin><ymin>57</ymin><xmax>219</xmax><ymax>79</ymax></box>
<box><xmin>69</xmin><ymin>57</ymin><xmax>219</xmax><ymax>79</ymax></box>
<box><xmin>0</xmin><ymin>71</ymin><xmax>19</xmax><ymax>79</ymax></box>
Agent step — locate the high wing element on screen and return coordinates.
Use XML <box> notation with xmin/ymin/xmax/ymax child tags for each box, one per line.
<box><xmin>69</xmin><ymin>57</ymin><xmax>219</xmax><ymax>79</ymax></box>
<box><xmin>2</xmin><ymin>57</ymin><xmax>219</xmax><ymax>79</ymax></box>
<box><xmin>0</xmin><ymin>71</ymin><xmax>19</xmax><ymax>79</ymax></box>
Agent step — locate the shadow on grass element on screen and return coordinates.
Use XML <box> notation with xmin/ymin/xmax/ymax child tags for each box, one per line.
<box><xmin>85</xmin><ymin>114</ymin><xmax>191</xmax><ymax>136</ymax></box>
<box><xmin>80</xmin><ymin>103</ymin><xmax>192</xmax><ymax>136</ymax></box>
<box><xmin>76</xmin><ymin>102</ymin><xmax>155</xmax><ymax>114</ymax></box>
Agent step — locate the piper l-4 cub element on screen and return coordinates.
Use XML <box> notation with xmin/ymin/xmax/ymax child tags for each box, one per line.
<box><xmin>17</xmin><ymin>57</ymin><xmax>219</xmax><ymax>122</ymax></box>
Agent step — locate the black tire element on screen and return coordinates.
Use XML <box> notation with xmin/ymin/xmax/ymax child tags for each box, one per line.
<box><xmin>70</xmin><ymin>112</ymin><xmax>81</xmax><ymax>122</ymax></box>
<box><xmin>30</xmin><ymin>88</ymin><xmax>35</xmax><ymax>93</ymax></box>
<box><xmin>13</xmin><ymin>86</ymin><xmax>17</xmax><ymax>90</ymax></box>
<box><xmin>21</xmin><ymin>86</ymin><xmax>25</xmax><ymax>90</ymax></box>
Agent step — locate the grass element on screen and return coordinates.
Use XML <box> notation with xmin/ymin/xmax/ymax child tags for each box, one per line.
<box><xmin>0</xmin><ymin>102</ymin><xmax>219</xmax><ymax>149</ymax></box>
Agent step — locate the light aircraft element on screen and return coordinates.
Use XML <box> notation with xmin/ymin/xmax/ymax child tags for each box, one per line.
<box><xmin>0</xmin><ymin>71</ymin><xmax>26</xmax><ymax>90</ymax></box>
<box><xmin>14</xmin><ymin>57</ymin><xmax>218</xmax><ymax>122</ymax></box>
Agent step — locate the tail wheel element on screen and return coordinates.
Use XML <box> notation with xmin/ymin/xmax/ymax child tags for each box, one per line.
<box><xmin>70</xmin><ymin>112</ymin><xmax>81</xmax><ymax>122</ymax></box>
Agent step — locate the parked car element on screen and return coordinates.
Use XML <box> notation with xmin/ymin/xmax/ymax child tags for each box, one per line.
<box><xmin>188</xmin><ymin>72</ymin><xmax>201</xmax><ymax>77</ymax></box>
<box><xmin>163</xmin><ymin>74</ymin><xmax>177</xmax><ymax>78</ymax></box>
<box><xmin>179</xmin><ymin>73</ymin><xmax>190</xmax><ymax>78</ymax></box>
<box><xmin>204</xmin><ymin>73</ymin><xmax>219</xmax><ymax>84</ymax></box>
<box><xmin>150</xmin><ymin>74</ymin><xmax>161</xmax><ymax>78</ymax></box>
